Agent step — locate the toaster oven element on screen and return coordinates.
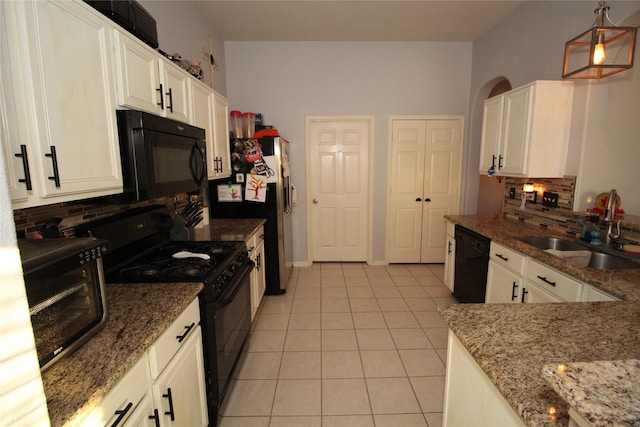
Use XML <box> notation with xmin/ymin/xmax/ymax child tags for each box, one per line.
<box><xmin>18</xmin><ymin>237</ymin><xmax>109</xmax><ymax>371</ymax></box>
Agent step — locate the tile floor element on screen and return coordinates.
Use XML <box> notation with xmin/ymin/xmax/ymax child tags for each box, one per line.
<box><xmin>219</xmin><ymin>263</ymin><xmax>459</xmax><ymax>427</ymax></box>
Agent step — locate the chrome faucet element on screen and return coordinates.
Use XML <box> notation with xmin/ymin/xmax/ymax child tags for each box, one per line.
<box><xmin>602</xmin><ymin>189</ymin><xmax>621</xmax><ymax>243</ymax></box>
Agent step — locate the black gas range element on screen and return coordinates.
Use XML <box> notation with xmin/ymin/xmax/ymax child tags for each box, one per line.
<box><xmin>76</xmin><ymin>205</ymin><xmax>253</xmax><ymax>426</ymax></box>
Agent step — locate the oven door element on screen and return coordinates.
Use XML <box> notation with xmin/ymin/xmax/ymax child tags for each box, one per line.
<box><xmin>201</xmin><ymin>260</ymin><xmax>252</xmax><ymax>421</ymax></box>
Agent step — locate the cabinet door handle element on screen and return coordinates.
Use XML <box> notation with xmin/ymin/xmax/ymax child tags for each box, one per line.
<box><xmin>498</xmin><ymin>154</ymin><xmax>504</xmax><ymax>170</ymax></box>
<box><xmin>176</xmin><ymin>322</ymin><xmax>195</xmax><ymax>343</ymax></box>
<box><xmin>256</xmin><ymin>253</ymin><xmax>261</xmax><ymax>270</ymax></box>
<box><xmin>491</xmin><ymin>154</ymin><xmax>496</xmax><ymax>169</ymax></box>
<box><xmin>511</xmin><ymin>282</ymin><xmax>518</xmax><ymax>301</ymax></box>
<box><xmin>163</xmin><ymin>388</ymin><xmax>176</xmax><ymax>421</ymax></box>
<box><xmin>521</xmin><ymin>288</ymin><xmax>528</xmax><ymax>303</ymax></box>
<box><xmin>415</xmin><ymin>197</ymin><xmax>422</xmax><ymax>202</ymax></box>
<box><xmin>148</xmin><ymin>409</ymin><xmax>160</xmax><ymax>427</ymax></box>
<box><xmin>110</xmin><ymin>401</ymin><xmax>133</xmax><ymax>427</ymax></box>
<box><xmin>536</xmin><ymin>275</ymin><xmax>556</xmax><ymax>287</ymax></box>
<box><xmin>15</xmin><ymin>145</ymin><xmax>33</xmax><ymax>190</ymax></box>
<box><xmin>447</xmin><ymin>241</ymin><xmax>452</xmax><ymax>254</ymax></box>
<box><xmin>157</xmin><ymin>84</ymin><xmax>165</xmax><ymax>109</ymax></box>
<box><xmin>45</xmin><ymin>145</ymin><xmax>61</xmax><ymax>188</ymax></box>
<box><xmin>166</xmin><ymin>87</ymin><xmax>174</xmax><ymax>113</ymax></box>
<box><xmin>495</xmin><ymin>253</ymin><xmax>509</xmax><ymax>261</ymax></box>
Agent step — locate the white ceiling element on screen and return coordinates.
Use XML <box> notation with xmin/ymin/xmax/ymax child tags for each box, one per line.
<box><xmin>188</xmin><ymin>1</ymin><xmax>525</xmax><ymax>42</ymax></box>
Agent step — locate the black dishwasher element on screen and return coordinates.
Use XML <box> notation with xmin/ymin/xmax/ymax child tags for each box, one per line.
<box><xmin>453</xmin><ymin>225</ymin><xmax>491</xmax><ymax>303</ymax></box>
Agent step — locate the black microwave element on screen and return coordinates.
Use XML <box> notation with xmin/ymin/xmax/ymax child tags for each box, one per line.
<box><xmin>18</xmin><ymin>238</ymin><xmax>109</xmax><ymax>371</ymax></box>
<box><xmin>116</xmin><ymin>110</ymin><xmax>207</xmax><ymax>202</ymax></box>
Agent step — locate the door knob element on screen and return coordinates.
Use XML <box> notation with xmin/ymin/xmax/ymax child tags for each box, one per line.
<box><xmin>313</xmin><ymin>199</ymin><xmax>318</xmax><ymax>204</ymax></box>
<box><xmin>424</xmin><ymin>198</ymin><xmax>431</xmax><ymax>202</ymax></box>
<box><xmin>415</xmin><ymin>198</ymin><xmax>422</xmax><ymax>202</ymax></box>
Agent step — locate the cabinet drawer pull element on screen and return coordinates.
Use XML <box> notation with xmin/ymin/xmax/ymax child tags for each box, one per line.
<box><xmin>163</xmin><ymin>387</ymin><xmax>176</xmax><ymax>421</ymax></box>
<box><xmin>447</xmin><ymin>241</ymin><xmax>453</xmax><ymax>254</ymax></box>
<box><xmin>110</xmin><ymin>401</ymin><xmax>133</xmax><ymax>427</ymax></box>
<box><xmin>521</xmin><ymin>288</ymin><xmax>528</xmax><ymax>303</ymax></box>
<box><xmin>511</xmin><ymin>282</ymin><xmax>518</xmax><ymax>301</ymax></box>
<box><xmin>15</xmin><ymin>145</ymin><xmax>33</xmax><ymax>190</ymax></box>
<box><xmin>495</xmin><ymin>253</ymin><xmax>509</xmax><ymax>261</ymax></box>
<box><xmin>45</xmin><ymin>145</ymin><xmax>61</xmax><ymax>187</ymax></box>
<box><xmin>536</xmin><ymin>275</ymin><xmax>556</xmax><ymax>287</ymax></box>
<box><xmin>176</xmin><ymin>322</ymin><xmax>196</xmax><ymax>343</ymax></box>
<box><xmin>149</xmin><ymin>409</ymin><xmax>160</xmax><ymax>427</ymax></box>
<box><xmin>157</xmin><ymin>84</ymin><xmax>164</xmax><ymax>109</ymax></box>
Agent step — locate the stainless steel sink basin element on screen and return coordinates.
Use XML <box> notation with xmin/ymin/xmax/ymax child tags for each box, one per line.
<box><xmin>517</xmin><ymin>236</ymin><xmax>587</xmax><ymax>252</ymax></box>
<box><xmin>516</xmin><ymin>236</ymin><xmax>640</xmax><ymax>271</ymax></box>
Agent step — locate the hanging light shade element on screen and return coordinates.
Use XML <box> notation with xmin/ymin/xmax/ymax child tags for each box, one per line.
<box><xmin>562</xmin><ymin>0</ymin><xmax>637</xmax><ymax>79</ymax></box>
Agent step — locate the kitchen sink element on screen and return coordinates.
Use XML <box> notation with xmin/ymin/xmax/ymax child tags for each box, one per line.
<box><xmin>516</xmin><ymin>236</ymin><xmax>587</xmax><ymax>252</ymax></box>
<box><xmin>516</xmin><ymin>236</ymin><xmax>640</xmax><ymax>271</ymax></box>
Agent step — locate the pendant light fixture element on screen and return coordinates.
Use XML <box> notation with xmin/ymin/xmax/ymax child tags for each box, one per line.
<box><xmin>562</xmin><ymin>0</ymin><xmax>637</xmax><ymax>79</ymax></box>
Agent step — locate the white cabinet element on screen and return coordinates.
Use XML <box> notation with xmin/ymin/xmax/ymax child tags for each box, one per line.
<box><xmin>2</xmin><ymin>0</ymin><xmax>123</xmax><ymax>209</ymax></box>
<box><xmin>485</xmin><ymin>242</ymin><xmax>526</xmax><ymax>303</ymax></box>
<box><xmin>581</xmin><ymin>285</ymin><xmax>619</xmax><ymax>302</ymax></box>
<box><xmin>114</xmin><ymin>29</ymin><xmax>191</xmax><ymax>123</ymax></box>
<box><xmin>443</xmin><ymin>221</ymin><xmax>456</xmax><ymax>292</ymax></box>
<box><xmin>247</xmin><ymin>225</ymin><xmax>266</xmax><ymax>321</ymax></box>
<box><xmin>192</xmin><ymin>82</ymin><xmax>231</xmax><ymax>179</ymax></box>
<box><xmin>523</xmin><ymin>260</ymin><xmax>583</xmax><ymax>303</ymax></box>
<box><xmin>443</xmin><ymin>331</ymin><xmax>523</xmax><ymax>426</ymax></box>
<box><xmin>479</xmin><ymin>80</ymin><xmax>573</xmax><ymax>178</ymax></box>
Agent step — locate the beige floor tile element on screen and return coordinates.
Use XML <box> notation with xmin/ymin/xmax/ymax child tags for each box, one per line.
<box><xmin>218</xmin><ymin>416</ymin><xmax>270</xmax><ymax>427</ymax></box>
<box><xmin>355</xmin><ymin>329</ymin><xmax>396</xmax><ymax>350</ymax></box>
<box><xmin>405</xmin><ymin>264</ymin><xmax>433</xmax><ymax>275</ymax></box>
<box><xmin>284</xmin><ymin>330</ymin><xmax>321</xmax><ymax>351</ymax></box>
<box><xmin>272</xmin><ymin>379</ymin><xmax>322</xmax><ymax>416</ymax></box>
<box><xmin>413</xmin><ymin>311</ymin><xmax>447</xmax><ymax>328</ymax></box>
<box><xmin>321</xmin><ymin>277</ymin><xmax>346</xmax><ymax>288</ymax></box>
<box><xmin>222</xmin><ymin>379</ymin><xmax>277</xmax><ymax>416</ymax></box>
<box><xmin>373</xmin><ymin>414</ymin><xmax>428</xmax><ymax>427</ymax></box>
<box><xmin>427</xmin><ymin>264</ymin><xmax>445</xmax><ymax>277</ymax></box>
<box><xmin>415</xmin><ymin>275</ymin><xmax>444</xmax><ymax>287</ymax></box>
<box><xmin>295</xmin><ymin>287</ymin><xmax>322</xmax><ymax>299</ymax></box>
<box><xmin>389</xmin><ymin>329</ymin><xmax>432</xmax><ymax>350</ymax></box>
<box><xmin>342</xmin><ymin>269</ymin><xmax>367</xmax><ymax>278</ymax></box>
<box><xmin>399</xmin><ymin>349</ymin><xmax>446</xmax><ymax>377</ymax></box>
<box><xmin>261</xmin><ymin>297</ymin><xmax>293</xmax><ymax>314</ymax></box>
<box><xmin>424</xmin><ymin>328</ymin><xmax>449</xmax><ymax>349</ymax></box>
<box><xmin>393</xmin><ymin>276</ymin><xmax>421</xmax><ymax>287</ymax></box>
<box><xmin>423</xmin><ymin>412</ymin><xmax>443</xmax><ymax>427</ymax></box>
<box><xmin>254</xmin><ymin>313</ymin><xmax>290</xmax><ymax>331</ymax></box>
<box><xmin>376</xmin><ymin>298</ymin><xmax>410</xmax><ymax>312</ymax></box>
<box><xmin>360</xmin><ymin>350</ymin><xmax>406</xmax><ymax>378</ymax></box>
<box><xmin>436</xmin><ymin>348</ymin><xmax>448</xmax><ymax>366</ymax></box>
<box><xmin>347</xmin><ymin>286</ymin><xmax>375</xmax><ymax>299</ymax></box>
<box><xmin>321</xmin><ymin>268</ymin><xmax>345</xmax><ymax>277</ymax></box>
<box><xmin>352</xmin><ymin>312</ymin><xmax>387</xmax><ymax>329</ymax></box>
<box><xmin>373</xmin><ymin>287</ymin><xmax>401</xmax><ymax>299</ymax></box>
<box><xmin>349</xmin><ymin>298</ymin><xmax>380</xmax><ymax>313</ymax></box>
<box><xmin>320</xmin><ymin>262</ymin><xmax>342</xmax><ymax>270</ymax></box>
<box><xmin>321</xmin><ymin>351</ymin><xmax>364</xmax><ymax>378</ymax></box>
<box><xmin>424</xmin><ymin>286</ymin><xmax>454</xmax><ymax>298</ymax></box>
<box><xmin>410</xmin><ymin>376</ymin><xmax>446</xmax><ymax>413</ymax></box>
<box><xmin>321</xmin><ymin>379</ymin><xmax>371</xmax><ymax>415</ymax></box>
<box><xmin>432</xmin><ymin>295</ymin><xmax>459</xmax><ymax>306</ymax></box>
<box><xmin>321</xmin><ymin>312</ymin><xmax>354</xmax><ymax>329</ymax></box>
<box><xmin>383</xmin><ymin>311</ymin><xmax>420</xmax><ymax>328</ymax></box>
<box><xmin>289</xmin><ymin>313</ymin><xmax>321</xmax><ymax>330</ymax></box>
<box><xmin>322</xmin><ymin>330</ymin><xmax>358</xmax><ymax>351</ymax></box>
<box><xmin>321</xmin><ymin>287</ymin><xmax>348</xmax><ymax>299</ymax></box>
<box><xmin>279</xmin><ymin>352</ymin><xmax>321</xmax><ymax>379</ymax></box>
<box><xmin>321</xmin><ymin>298</ymin><xmax>351</xmax><ymax>313</ymax></box>
<box><xmin>366</xmin><ymin>377</ymin><xmax>421</xmax><ymax>414</ymax></box>
<box><xmin>404</xmin><ymin>298</ymin><xmax>437</xmax><ymax>312</ymax></box>
<box><xmin>270</xmin><ymin>416</ymin><xmax>321</xmax><ymax>427</ymax></box>
<box><xmin>385</xmin><ymin>265</ymin><xmax>413</xmax><ymax>276</ymax></box>
<box><xmin>297</xmin><ymin>277</ymin><xmax>321</xmax><ymax>288</ymax></box>
<box><xmin>249</xmin><ymin>331</ymin><xmax>286</xmax><ymax>352</ymax></box>
<box><xmin>236</xmin><ymin>352</ymin><xmax>282</xmax><ymax>379</ymax></box>
<box><xmin>344</xmin><ymin>276</ymin><xmax>371</xmax><ymax>287</ymax></box>
<box><xmin>363</xmin><ymin>267</ymin><xmax>390</xmax><ymax>278</ymax></box>
<box><xmin>398</xmin><ymin>286</ymin><xmax>428</xmax><ymax>297</ymax></box>
<box><xmin>292</xmin><ymin>298</ymin><xmax>321</xmax><ymax>313</ymax></box>
<box><xmin>322</xmin><ymin>415</ymin><xmax>374</xmax><ymax>427</ymax></box>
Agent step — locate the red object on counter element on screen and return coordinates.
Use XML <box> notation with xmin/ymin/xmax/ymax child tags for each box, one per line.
<box><xmin>255</xmin><ymin>129</ymin><xmax>279</xmax><ymax>138</ymax></box>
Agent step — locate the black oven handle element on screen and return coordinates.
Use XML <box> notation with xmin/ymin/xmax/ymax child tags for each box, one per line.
<box><xmin>212</xmin><ymin>260</ymin><xmax>254</xmax><ymax>309</ymax></box>
<box><xmin>189</xmin><ymin>143</ymin><xmax>206</xmax><ymax>187</ymax></box>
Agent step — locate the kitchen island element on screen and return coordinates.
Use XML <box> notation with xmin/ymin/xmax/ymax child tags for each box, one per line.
<box><xmin>41</xmin><ymin>282</ymin><xmax>203</xmax><ymax>427</ymax></box>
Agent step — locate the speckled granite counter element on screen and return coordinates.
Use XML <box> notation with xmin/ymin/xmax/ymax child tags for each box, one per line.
<box><xmin>193</xmin><ymin>218</ymin><xmax>266</xmax><ymax>242</ymax></box>
<box><xmin>42</xmin><ymin>282</ymin><xmax>203</xmax><ymax>427</ymax></box>
<box><xmin>542</xmin><ymin>359</ymin><xmax>640</xmax><ymax>426</ymax></box>
<box><xmin>438</xmin><ymin>302</ymin><xmax>640</xmax><ymax>427</ymax></box>
<box><xmin>445</xmin><ymin>215</ymin><xmax>640</xmax><ymax>301</ymax></box>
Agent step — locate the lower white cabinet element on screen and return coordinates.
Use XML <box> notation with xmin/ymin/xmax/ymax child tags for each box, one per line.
<box><xmin>581</xmin><ymin>286</ymin><xmax>619</xmax><ymax>302</ymax></box>
<box><xmin>247</xmin><ymin>225</ymin><xmax>266</xmax><ymax>320</ymax></box>
<box><xmin>523</xmin><ymin>260</ymin><xmax>583</xmax><ymax>303</ymax></box>
<box><xmin>83</xmin><ymin>298</ymin><xmax>207</xmax><ymax>427</ymax></box>
<box><xmin>443</xmin><ymin>331</ymin><xmax>523</xmax><ymax>426</ymax></box>
<box><xmin>485</xmin><ymin>242</ymin><xmax>526</xmax><ymax>303</ymax></box>
<box><xmin>443</xmin><ymin>221</ymin><xmax>456</xmax><ymax>292</ymax></box>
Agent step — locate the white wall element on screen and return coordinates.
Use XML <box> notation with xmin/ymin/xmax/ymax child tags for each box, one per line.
<box><xmin>467</xmin><ymin>1</ymin><xmax>640</xmax><ymax>215</ymax></box>
<box><xmin>224</xmin><ymin>41</ymin><xmax>472</xmax><ymax>263</ymax></box>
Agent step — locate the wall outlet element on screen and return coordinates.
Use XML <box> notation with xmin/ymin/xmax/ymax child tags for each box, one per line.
<box><xmin>542</xmin><ymin>192</ymin><xmax>559</xmax><ymax>207</ymax></box>
<box><xmin>509</xmin><ymin>187</ymin><xmax>516</xmax><ymax>199</ymax></box>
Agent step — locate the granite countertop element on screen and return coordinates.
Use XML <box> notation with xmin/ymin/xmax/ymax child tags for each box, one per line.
<box><xmin>42</xmin><ymin>282</ymin><xmax>203</xmax><ymax>427</ymax></box>
<box><xmin>438</xmin><ymin>302</ymin><xmax>640</xmax><ymax>427</ymax></box>
<box><xmin>193</xmin><ymin>218</ymin><xmax>266</xmax><ymax>242</ymax></box>
<box><xmin>445</xmin><ymin>215</ymin><xmax>640</xmax><ymax>301</ymax></box>
<box><xmin>542</xmin><ymin>359</ymin><xmax>640</xmax><ymax>426</ymax></box>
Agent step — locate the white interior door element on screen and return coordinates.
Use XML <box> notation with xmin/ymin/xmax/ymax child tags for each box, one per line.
<box><xmin>387</xmin><ymin>117</ymin><xmax>463</xmax><ymax>263</ymax></box>
<box><xmin>307</xmin><ymin>117</ymin><xmax>372</xmax><ymax>262</ymax></box>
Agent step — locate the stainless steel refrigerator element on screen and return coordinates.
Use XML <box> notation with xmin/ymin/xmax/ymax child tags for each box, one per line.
<box><xmin>209</xmin><ymin>130</ymin><xmax>293</xmax><ymax>294</ymax></box>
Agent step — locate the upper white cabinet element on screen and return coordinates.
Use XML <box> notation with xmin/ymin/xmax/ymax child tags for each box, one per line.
<box><xmin>114</xmin><ymin>29</ymin><xmax>191</xmax><ymax>123</ymax></box>
<box><xmin>212</xmin><ymin>91</ymin><xmax>231</xmax><ymax>178</ymax></box>
<box><xmin>479</xmin><ymin>81</ymin><xmax>574</xmax><ymax>178</ymax></box>
<box><xmin>2</xmin><ymin>0</ymin><xmax>123</xmax><ymax>208</ymax></box>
